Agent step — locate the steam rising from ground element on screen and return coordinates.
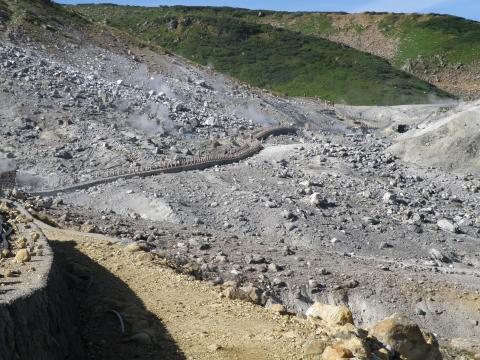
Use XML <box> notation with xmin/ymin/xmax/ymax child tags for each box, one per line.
<box><xmin>15</xmin><ymin>171</ymin><xmax>50</xmax><ymax>189</ymax></box>
<box><xmin>427</xmin><ymin>92</ymin><xmax>458</xmax><ymax>105</ymax></box>
<box><xmin>121</xmin><ymin>64</ymin><xmax>178</xmax><ymax>135</ymax></box>
<box><xmin>130</xmin><ymin>64</ymin><xmax>175</xmax><ymax>99</ymax></box>
<box><xmin>236</xmin><ymin>104</ymin><xmax>276</xmax><ymax>126</ymax></box>
<box><xmin>0</xmin><ymin>159</ymin><xmax>16</xmax><ymax>172</ymax></box>
<box><xmin>0</xmin><ymin>159</ymin><xmax>58</xmax><ymax>190</ymax></box>
<box><xmin>127</xmin><ymin>102</ymin><xmax>174</xmax><ymax>135</ymax></box>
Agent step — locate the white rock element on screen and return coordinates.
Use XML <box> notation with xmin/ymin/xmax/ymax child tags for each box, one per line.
<box><xmin>437</xmin><ymin>219</ymin><xmax>458</xmax><ymax>233</ymax></box>
<box><xmin>309</xmin><ymin>192</ymin><xmax>324</xmax><ymax>207</ymax></box>
<box><xmin>383</xmin><ymin>191</ymin><xmax>397</xmax><ymax>204</ymax></box>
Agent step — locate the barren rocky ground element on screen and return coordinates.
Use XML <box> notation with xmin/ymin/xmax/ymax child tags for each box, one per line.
<box><xmin>1</xmin><ymin>12</ymin><xmax>480</xmax><ymax>359</ymax></box>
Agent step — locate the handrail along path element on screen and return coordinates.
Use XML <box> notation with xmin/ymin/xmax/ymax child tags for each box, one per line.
<box><xmin>29</xmin><ymin>126</ymin><xmax>296</xmax><ymax>197</ymax></box>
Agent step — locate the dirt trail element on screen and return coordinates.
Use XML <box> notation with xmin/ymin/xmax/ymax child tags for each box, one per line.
<box><xmin>39</xmin><ymin>222</ymin><xmax>316</xmax><ymax>360</ymax></box>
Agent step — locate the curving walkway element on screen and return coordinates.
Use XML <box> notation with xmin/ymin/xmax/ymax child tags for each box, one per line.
<box><xmin>29</xmin><ymin>126</ymin><xmax>296</xmax><ymax>197</ymax></box>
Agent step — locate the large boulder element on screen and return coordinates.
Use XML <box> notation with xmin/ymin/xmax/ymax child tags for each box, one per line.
<box><xmin>306</xmin><ymin>302</ymin><xmax>353</xmax><ymax>326</ymax></box>
<box><xmin>369</xmin><ymin>313</ymin><xmax>442</xmax><ymax>360</ymax></box>
<box><xmin>224</xmin><ymin>284</ymin><xmax>264</xmax><ymax>305</ymax></box>
<box><xmin>15</xmin><ymin>248</ymin><xmax>31</xmax><ymax>263</ymax></box>
<box><xmin>321</xmin><ymin>345</ymin><xmax>354</xmax><ymax>359</ymax></box>
<box><xmin>304</xmin><ymin>337</ymin><xmax>370</xmax><ymax>359</ymax></box>
<box><xmin>326</xmin><ymin>337</ymin><xmax>369</xmax><ymax>359</ymax></box>
<box><xmin>328</xmin><ymin>322</ymin><xmax>364</xmax><ymax>340</ymax></box>
<box><xmin>303</xmin><ymin>337</ymin><xmax>328</xmax><ymax>358</ymax></box>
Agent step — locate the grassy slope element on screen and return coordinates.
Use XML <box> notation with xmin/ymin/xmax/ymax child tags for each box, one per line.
<box><xmin>0</xmin><ymin>0</ymin><xmax>88</xmax><ymax>34</ymax></box>
<box><xmin>0</xmin><ymin>1</ymin><xmax>11</xmax><ymax>20</ymax></box>
<box><xmin>72</xmin><ymin>5</ymin><xmax>451</xmax><ymax>106</ymax></box>
<box><xmin>378</xmin><ymin>14</ymin><xmax>480</xmax><ymax>67</ymax></box>
<box><xmin>253</xmin><ymin>12</ymin><xmax>480</xmax><ymax>69</ymax></box>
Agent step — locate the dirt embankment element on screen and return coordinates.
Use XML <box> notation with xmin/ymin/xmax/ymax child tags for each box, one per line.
<box><xmin>0</xmin><ymin>202</ymin><xmax>84</xmax><ymax>360</ymax></box>
<box><xmin>0</xmin><ymin>256</ymin><xmax>84</xmax><ymax>360</ymax></box>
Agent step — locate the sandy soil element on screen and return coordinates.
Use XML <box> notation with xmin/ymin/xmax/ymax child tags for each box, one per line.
<box><xmin>39</xmin><ymin>222</ymin><xmax>317</xmax><ymax>360</ymax></box>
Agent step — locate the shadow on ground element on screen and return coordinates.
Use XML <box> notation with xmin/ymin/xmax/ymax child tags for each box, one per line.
<box><xmin>50</xmin><ymin>240</ymin><xmax>186</xmax><ymax>360</ymax></box>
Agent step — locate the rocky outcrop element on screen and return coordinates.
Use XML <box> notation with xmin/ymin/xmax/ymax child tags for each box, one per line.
<box><xmin>370</xmin><ymin>313</ymin><xmax>442</xmax><ymax>360</ymax></box>
<box><xmin>301</xmin><ymin>302</ymin><xmax>444</xmax><ymax>359</ymax></box>
<box><xmin>306</xmin><ymin>302</ymin><xmax>354</xmax><ymax>326</ymax></box>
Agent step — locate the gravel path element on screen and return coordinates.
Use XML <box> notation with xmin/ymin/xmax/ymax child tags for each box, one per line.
<box><xmin>40</xmin><ymin>222</ymin><xmax>318</xmax><ymax>360</ymax></box>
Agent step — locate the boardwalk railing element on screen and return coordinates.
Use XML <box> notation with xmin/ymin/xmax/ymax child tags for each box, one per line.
<box><xmin>28</xmin><ymin>126</ymin><xmax>296</xmax><ymax>197</ymax></box>
<box><xmin>0</xmin><ymin>170</ymin><xmax>17</xmax><ymax>192</ymax></box>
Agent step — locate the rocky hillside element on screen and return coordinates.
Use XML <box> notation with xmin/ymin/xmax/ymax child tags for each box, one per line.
<box><xmin>71</xmin><ymin>4</ymin><xmax>451</xmax><ymax>106</ymax></box>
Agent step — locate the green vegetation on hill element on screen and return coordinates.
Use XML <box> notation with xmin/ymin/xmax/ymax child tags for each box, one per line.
<box><xmin>0</xmin><ymin>0</ymin><xmax>90</xmax><ymax>38</ymax></box>
<box><xmin>71</xmin><ymin>5</ymin><xmax>450</xmax><ymax>106</ymax></box>
<box><xmin>378</xmin><ymin>14</ymin><xmax>480</xmax><ymax>67</ymax></box>
<box><xmin>0</xmin><ymin>1</ymin><xmax>11</xmax><ymax>20</ymax></box>
<box><xmin>243</xmin><ymin>10</ymin><xmax>480</xmax><ymax>69</ymax></box>
<box><xmin>235</xmin><ymin>10</ymin><xmax>480</xmax><ymax>98</ymax></box>
<box><xmin>243</xmin><ymin>10</ymin><xmax>480</xmax><ymax>89</ymax></box>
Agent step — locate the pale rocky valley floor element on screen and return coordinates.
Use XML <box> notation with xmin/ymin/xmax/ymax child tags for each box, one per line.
<box><xmin>1</xmin><ymin>21</ymin><xmax>480</xmax><ymax>359</ymax></box>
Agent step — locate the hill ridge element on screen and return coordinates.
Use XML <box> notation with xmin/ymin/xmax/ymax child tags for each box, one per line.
<box><xmin>70</xmin><ymin>4</ymin><xmax>452</xmax><ymax>105</ymax></box>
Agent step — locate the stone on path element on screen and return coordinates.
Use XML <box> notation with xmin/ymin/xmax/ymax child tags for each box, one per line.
<box><xmin>306</xmin><ymin>302</ymin><xmax>353</xmax><ymax>326</ymax></box>
<box><xmin>15</xmin><ymin>249</ymin><xmax>31</xmax><ymax>263</ymax></box>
